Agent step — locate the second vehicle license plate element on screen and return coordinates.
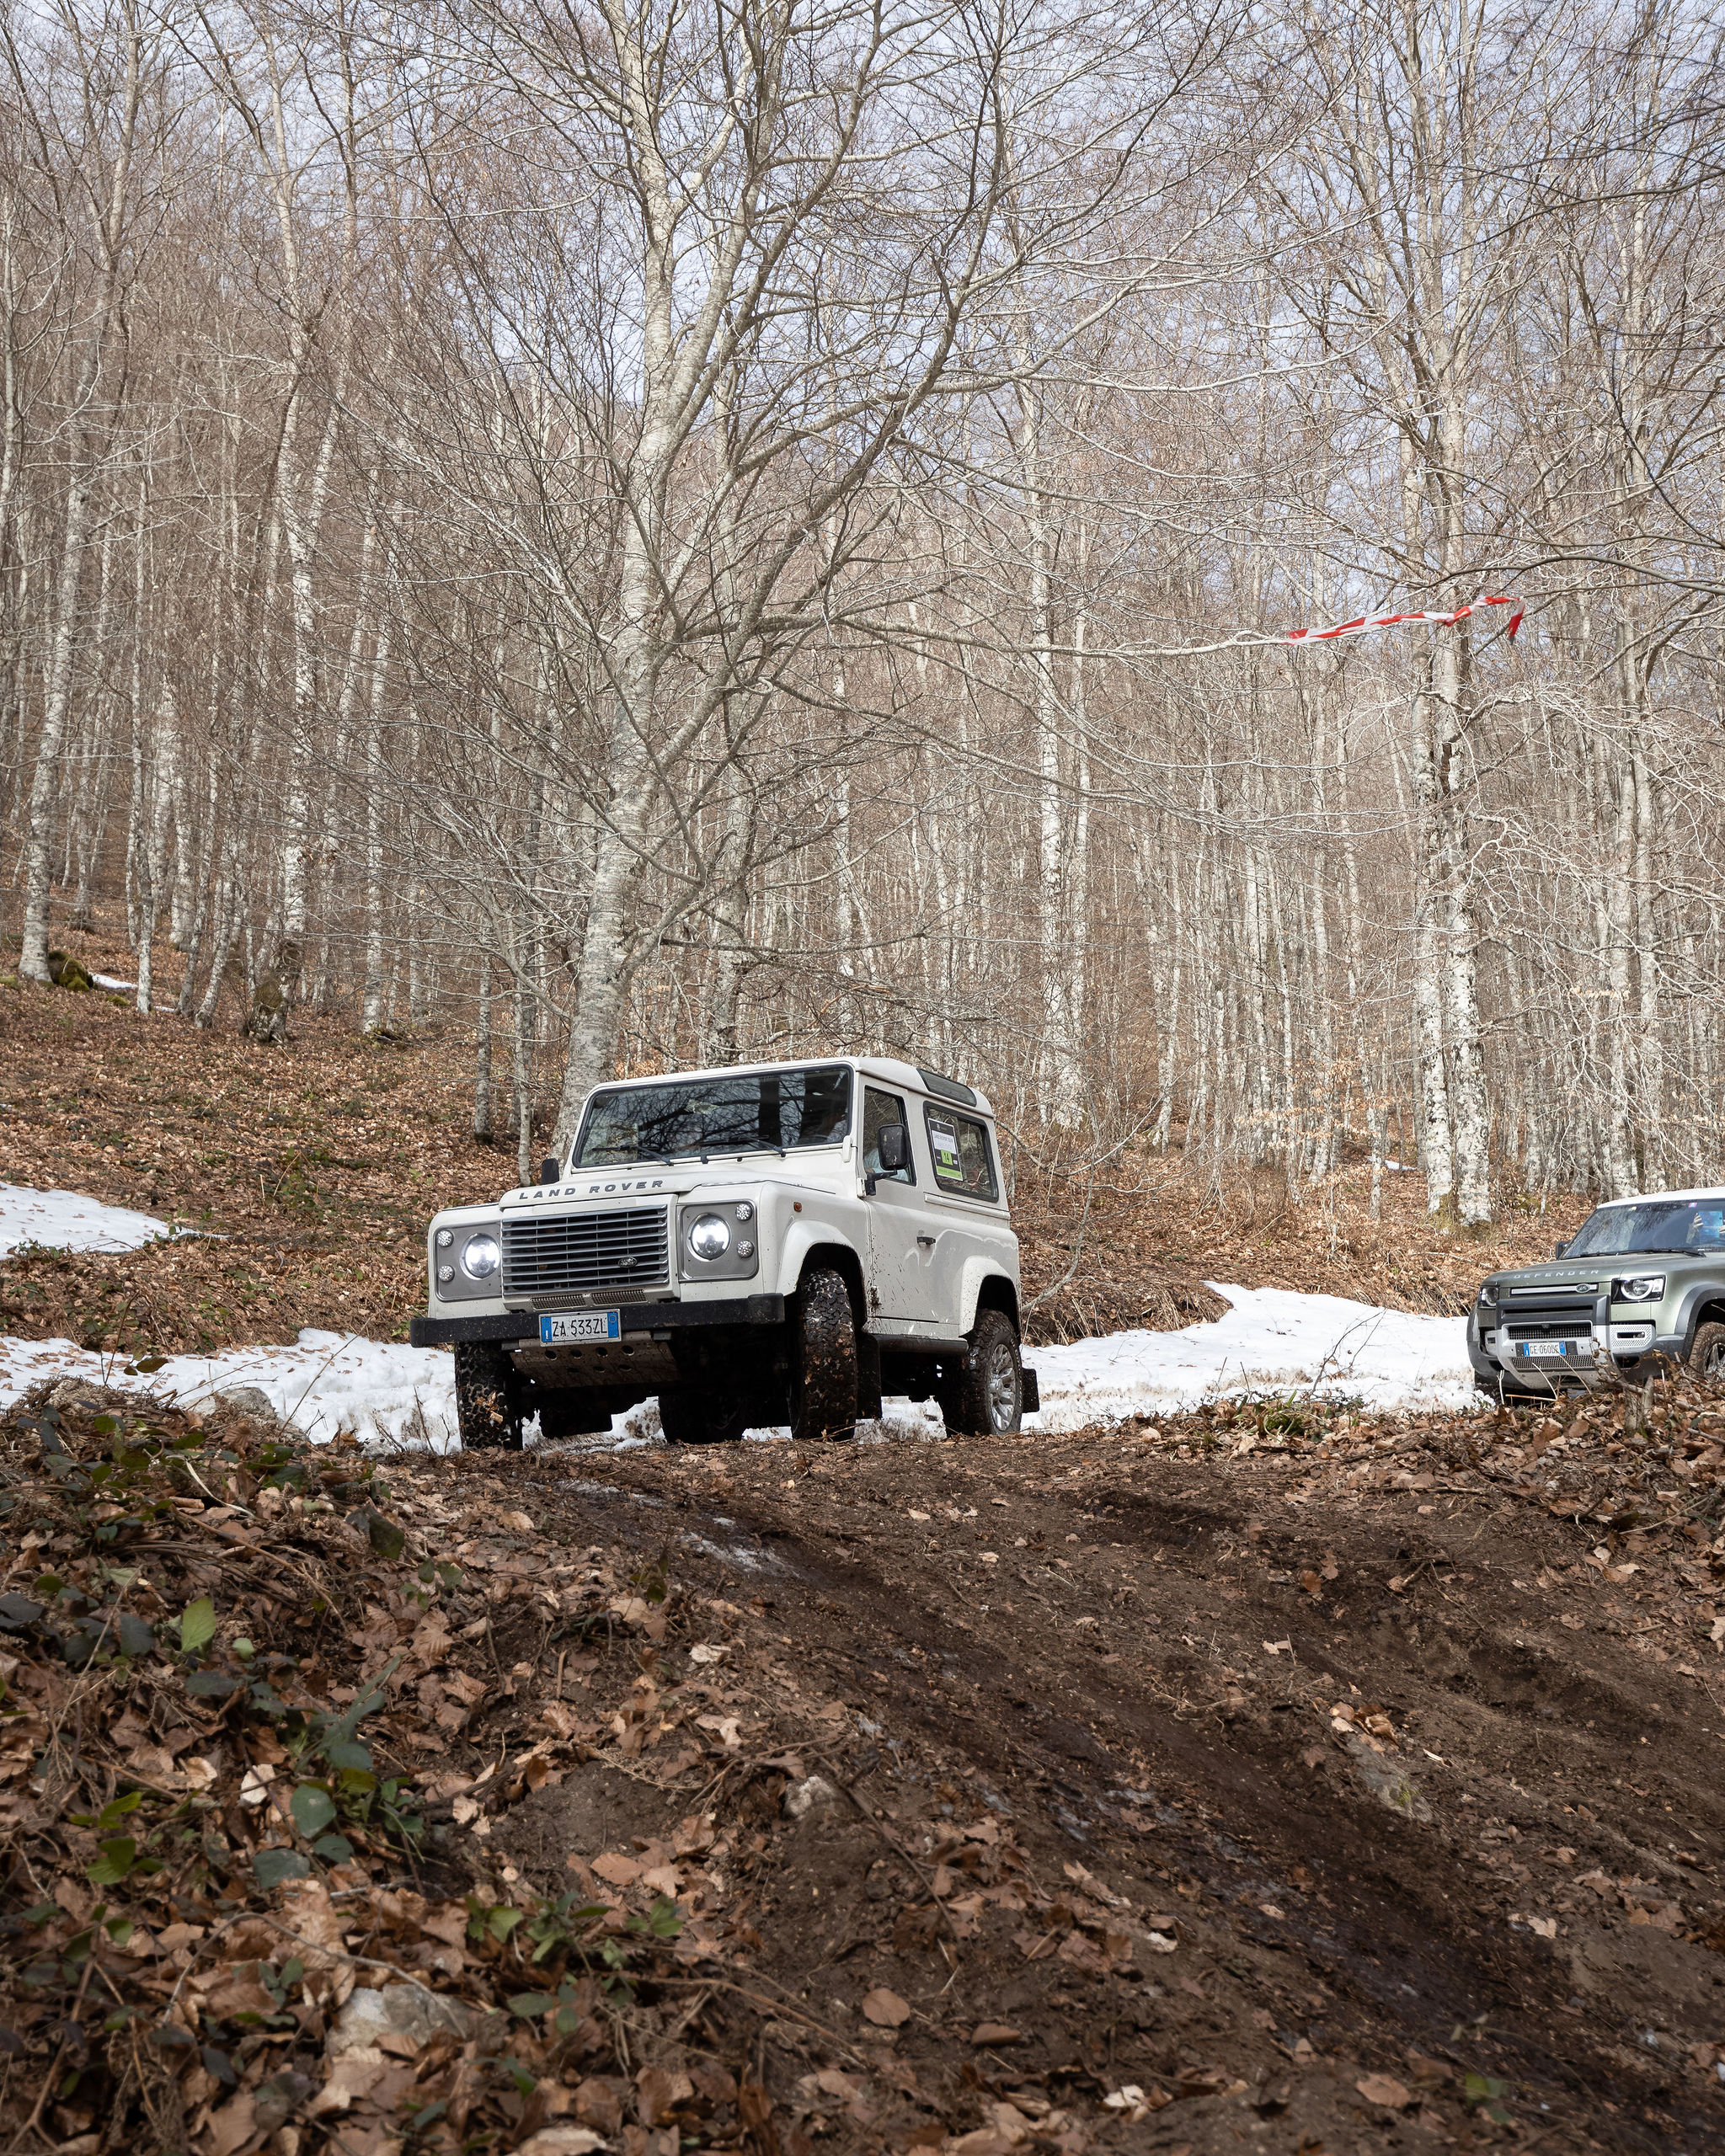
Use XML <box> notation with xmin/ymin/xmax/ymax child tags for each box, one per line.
<box><xmin>539</xmin><ymin>1310</ymin><xmax>621</xmax><ymax>1345</ymax></box>
<box><xmin>1519</xmin><ymin>1340</ymin><xmax>1567</xmax><ymax>1359</ymax></box>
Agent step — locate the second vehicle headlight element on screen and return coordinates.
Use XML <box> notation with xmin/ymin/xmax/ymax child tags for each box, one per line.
<box><xmin>1615</xmin><ymin>1273</ymin><xmax>1664</xmax><ymax>1304</ymax></box>
<box><xmin>688</xmin><ymin>1213</ymin><xmax>731</xmax><ymax>1261</ymax></box>
<box><xmin>462</xmin><ymin>1232</ymin><xmax>501</xmax><ymax>1279</ymax></box>
<box><xmin>1477</xmin><ymin>1279</ymin><xmax>1498</xmax><ymax>1308</ymax></box>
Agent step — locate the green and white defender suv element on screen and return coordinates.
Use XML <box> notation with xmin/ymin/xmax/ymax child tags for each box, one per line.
<box><xmin>409</xmin><ymin>1057</ymin><xmax>1038</xmax><ymax>1449</ymax></box>
<box><xmin>1469</xmin><ymin>1187</ymin><xmax>1725</xmax><ymax>1399</ymax></box>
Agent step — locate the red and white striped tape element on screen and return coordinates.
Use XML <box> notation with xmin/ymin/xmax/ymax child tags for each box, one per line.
<box><xmin>1285</xmin><ymin>595</ymin><xmax>1524</xmax><ymax>645</ymax></box>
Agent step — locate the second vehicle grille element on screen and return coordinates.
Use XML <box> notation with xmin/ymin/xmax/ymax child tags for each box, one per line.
<box><xmin>1502</xmin><ymin>1290</ymin><xmax>1599</xmax><ymax>1342</ymax></box>
<box><xmin>502</xmin><ymin>1206</ymin><xmax>669</xmax><ymax>1304</ymax></box>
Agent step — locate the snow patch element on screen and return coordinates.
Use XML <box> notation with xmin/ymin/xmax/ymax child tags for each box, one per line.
<box><xmin>0</xmin><ymin>1186</ymin><xmax>1472</xmax><ymax>1449</ymax></box>
<box><xmin>0</xmin><ymin>1182</ymin><xmax>174</xmax><ymax>1257</ymax></box>
<box><xmin>1023</xmin><ymin>1283</ymin><xmax>1472</xmax><ymax>1430</ymax></box>
<box><xmin>0</xmin><ymin>1329</ymin><xmax>463</xmax><ymax>1451</ymax></box>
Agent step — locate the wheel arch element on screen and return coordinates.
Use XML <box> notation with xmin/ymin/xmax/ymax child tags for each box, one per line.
<box><xmin>959</xmin><ymin>1261</ymin><xmax>1019</xmax><ymax>1338</ymax></box>
<box><xmin>1673</xmin><ymin>1285</ymin><xmax>1725</xmax><ymax>1359</ymax></box>
<box><xmin>796</xmin><ymin>1240</ymin><xmax>867</xmax><ymax>1331</ymax></box>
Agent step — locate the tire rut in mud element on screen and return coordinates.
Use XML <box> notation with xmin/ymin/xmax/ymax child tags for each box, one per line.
<box><xmin>497</xmin><ymin>1436</ymin><xmax>1725</xmax><ymax>2152</ymax></box>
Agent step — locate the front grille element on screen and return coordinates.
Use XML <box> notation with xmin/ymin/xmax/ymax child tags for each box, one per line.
<box><xmin>502</xmin><ymin>1207</ymin><xmax>669</xmax><ymax>1305</ymax></box>
<box><xmin>1500</xmin><ymin>1294</ymin><xmax>1595</xmax><ymax>1345</ymax></box>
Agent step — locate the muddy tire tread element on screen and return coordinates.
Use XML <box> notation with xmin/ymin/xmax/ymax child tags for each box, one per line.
<box><xmin>453</xmin><ymin>1340</ymin><xmax>525</xmax><ymax>1450</ymax></box>
<box><xmin>789</xmin><ymin>1266</ymin><xmax>858</xmax><ymax>1443</ymax></box>
<box><xmin>1690</xmin><ymin>1320</ymin><xmax>1725</xmax><ymax>1385</ymax></box>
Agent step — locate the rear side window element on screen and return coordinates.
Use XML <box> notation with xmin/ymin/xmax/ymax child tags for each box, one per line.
<box><xmin>924</xmin><ymin>1106</ymin><xmax>999</xmax><ymax>1202</ymax></box>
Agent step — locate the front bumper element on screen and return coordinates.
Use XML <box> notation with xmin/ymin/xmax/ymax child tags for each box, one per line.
<box><xmin>1468</xmin><ymin>1316</ymin><xmax>1682</xmax><ymax>1387</ymax></box>
<box><xmin>410</xmin><ymin>1293</ymin><xmax>786</xmax><ymax>1348</ymax></box>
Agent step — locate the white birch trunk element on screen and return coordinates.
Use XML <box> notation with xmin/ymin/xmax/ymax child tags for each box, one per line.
<box><xmin>19</xmin><ymin>21</ymin><xmax>142</xmax><ymax>982</ymax></box>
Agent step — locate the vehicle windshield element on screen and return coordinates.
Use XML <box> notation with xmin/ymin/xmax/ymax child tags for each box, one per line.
<box><xmin>574</xmin><ymin>1065</ymin><xmax>853</xmax><ymax>1167</ymax></box>
<box><xmin>1563</xmin><ymin>1198</ymin><xmax>1725</xmax><ymax>1258</ymax></box>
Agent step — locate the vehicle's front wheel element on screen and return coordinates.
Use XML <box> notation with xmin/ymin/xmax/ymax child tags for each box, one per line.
<box><xmin>788</xmin><ymin>1267</ymin><xmax>857</xmax><ymax>1443</ymax></box>
<box><xmin>453</xmin><ymin>1342</ymin><xmax>526</xmax><ymax>1451</ymax></box>
<box><xmin>1690</xmin><ymin>1321</ymin><xmax>1725</xmax><ymax>1385</ymax></box>
<box><xmin>941</xmin><ymin>1308</ymin><xmax>1023</xmax><ymax>1436</ymax></box>
<box><xmin>659</xmin><ymin>1388</ymin><xmax>752</xmax><ymax>1445</ymax></box>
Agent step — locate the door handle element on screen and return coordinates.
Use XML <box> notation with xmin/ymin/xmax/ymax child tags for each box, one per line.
<box><xmin>916</xmin><ymin>1234</ymin><xmax>936</xmax><ymax>1248</ymax></box>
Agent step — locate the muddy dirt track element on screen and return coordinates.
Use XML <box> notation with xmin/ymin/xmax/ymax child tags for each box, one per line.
<box><xmin>472</xmin><ymin>1414</ymin><xmax>1725</xmax><ymax>2156</ymax></box>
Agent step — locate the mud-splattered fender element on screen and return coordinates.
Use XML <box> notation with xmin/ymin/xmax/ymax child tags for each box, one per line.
<box><xmin>957</xmin><ymin>1257</ymin><xmax>1018</xmax><ymax>1337</ymax></box>
<box><xmin>767</xmin><ymin>1214</ymin><xmax>869</xmax><ymax>1305</ymax></box>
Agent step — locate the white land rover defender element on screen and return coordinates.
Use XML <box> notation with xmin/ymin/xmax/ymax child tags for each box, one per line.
<box><xmin>409</xmin><ymin>1057</ymin><xmax>1039</xmax><ymax>1449</ymax></box>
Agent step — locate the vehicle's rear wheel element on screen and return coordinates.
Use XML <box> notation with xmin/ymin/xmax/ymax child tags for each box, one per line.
<box><xmin>532</xmin><ymin>1388</ymin><xmax>612</xmax><ymax>1442</ymax></box>
<box><xmin>1690</xmin><ymin>1321</ymin><xmax>1725</xmax><ymax>1384</ymax></box>
<box><xmin>658</xmin><ymin>1388</ymin><xmax>752</xmax><ymax>1445</ymax></box>
<box><xmin>453</xmin><ymin>1342</ymin><xmax>526</xmax><ymax>1450</ymax></box>
<box><xmin>940</xmin><ymin>1307</ymin><xmax>1023</xmax><ymax>1436</ymax></box>
<box><xmin>788</xmin><ymin>1267</ymin><xmax>857</xmax><ymax>1443</ymax></box>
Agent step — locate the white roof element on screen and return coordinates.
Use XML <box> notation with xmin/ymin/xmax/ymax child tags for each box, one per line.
<box><xmin>1598</xmin><ymin>1187</ymin><xmax>1725</xmax><ymax>1206</ymax></box>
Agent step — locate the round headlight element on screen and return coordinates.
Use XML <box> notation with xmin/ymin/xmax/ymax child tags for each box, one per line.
<box><xmin>689</xmin><ymin>1213</ymin><xmax>731</xmax><ymax>1261</ymax></box>
<box><xmin>1477</xmin><ymin>1279</ymin><xmax>1498</xmax><ymax>1307</ymax></box>
<box><xmin>1618</xmin><ymin>1273</ymin><xmax>1664</xmax><ymax>1303</ymax></box>
<box><xmin>462</xmin><ymin>1233</ymin><xmax>501</xmax><ymax>1279</ymax></box>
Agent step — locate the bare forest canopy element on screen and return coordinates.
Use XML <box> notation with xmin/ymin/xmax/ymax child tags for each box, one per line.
<box><xmin>3</xmin><ymin>0</ymin><xmax>1723</xmax><ymax>1226</ymax></box>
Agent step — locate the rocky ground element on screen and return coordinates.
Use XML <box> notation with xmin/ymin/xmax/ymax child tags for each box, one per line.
<box><xmin>3</xmin><ymin>1375</ymin><xmax>1723</xmax><ymax>2156</ymax></box>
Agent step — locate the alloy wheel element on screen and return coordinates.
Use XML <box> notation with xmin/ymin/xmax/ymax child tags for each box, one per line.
<box><xmin>985</xmin><ymin>1342</ymin><xmax>1017</xmax><ymax>1429</ymax></box>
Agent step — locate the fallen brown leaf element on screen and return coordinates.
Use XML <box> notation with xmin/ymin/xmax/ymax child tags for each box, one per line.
<box><xmin>861</xmin><ymin>1985</ymin><xmax>912</xmax><ymax>2027</ymax></box>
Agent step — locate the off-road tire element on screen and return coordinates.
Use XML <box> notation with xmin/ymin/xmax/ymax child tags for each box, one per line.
<box><xmin>453</xmin><ymin>1341</ymin><xmax>525</xmax><ymax>1451</ymax></box>
<box><xmin>940</xmin><ymin>1308</ymin><xmax>1023</xmax><ymax>1436</ymax></box>
<box><xmin>856</xmin><ymin>1331</ymin><xmax>884</xmax><ymax>1422</ymax></box>
<box><xmin>788</xmin><ymin>1267</ymin><xmax>857</xmax><ymax>1443</ymax></box>
<box><xmin>658</xmin><ymin>1388</ymin><xmax>752</xmax><ymax>1445</ymax></box>
<box><xmin>1690</xmin><ymin>1321</ymin><xmax>1725</xmax><ymax>1385</ymax></box>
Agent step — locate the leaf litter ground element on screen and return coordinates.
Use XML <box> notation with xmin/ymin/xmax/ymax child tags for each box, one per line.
<box><xmin>0</xmin><ymin>957</ymin><xmax>1583</xmax><ymax>1360</ymax></box>
<box><xmin>5</xmin><ymin>1370</ymin><xmax>1725</xmax><ymax>2156</ymax></box>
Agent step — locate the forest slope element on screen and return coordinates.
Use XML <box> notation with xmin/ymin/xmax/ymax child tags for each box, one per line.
<box><xmin>0</xmin><ymin>954</ymin><xmax>1585</xmax><ymax>1364</ymax></box>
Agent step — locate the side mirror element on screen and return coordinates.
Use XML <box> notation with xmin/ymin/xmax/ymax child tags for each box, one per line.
<box><xmin>540</xmin><ymin>1155</ymin><xmax>563</xmax><ymax>1185</ymax></box>
<box><xmin>1552</xmin><ymin>1240</ymin><xmax>1568</xmax><ymax>1259</ymax></box>
<box><xmin>876</xmin><ymin>1123</ymin><xmax>910</xmax><ymax>1174</ymax></box>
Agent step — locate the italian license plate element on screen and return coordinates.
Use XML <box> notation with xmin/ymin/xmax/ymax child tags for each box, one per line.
<box><xmin>1519</xmin><ymin>1340</ymin><xmax>1568</xmax><ymax>1359</ymax></box>
<box><xmin>539</xmin><ymin>1310</ymin><xmax>621</xmax><ymax>1346</ymax></box>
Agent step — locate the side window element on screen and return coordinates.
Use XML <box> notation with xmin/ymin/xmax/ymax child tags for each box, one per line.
<box><xmin>862</xmin><ymin>1086</ymin><xmax>914</xmax><ymax>1185</ymax></box>
<box><xmin>924</xmin><ymin>1107</ymin><xmax>999</xmax><ymax>1203</ymax></box>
